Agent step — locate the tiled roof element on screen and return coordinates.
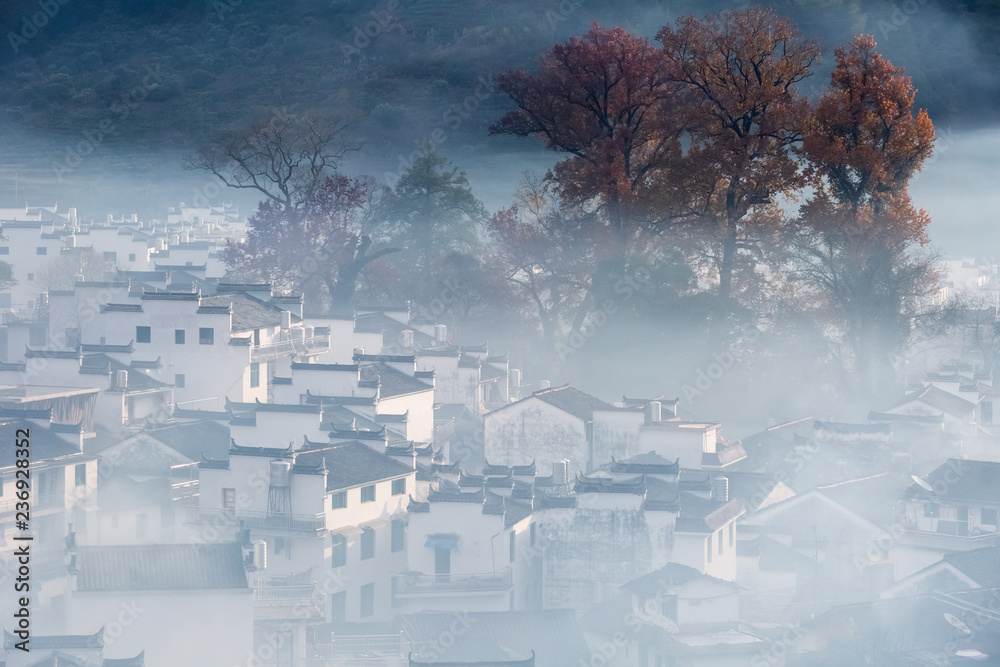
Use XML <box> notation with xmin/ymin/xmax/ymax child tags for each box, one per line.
<box><xmin>905</xmin><ymin>458</ymin><xmax>1000</xmax><ymax>505</ymax></box>
<box><xmin>530</xmin><ymin>384</ymin><xmax>614</xmax><ymax>421</ymax></box>
<box><xmin>890</xmin><ymin>385</ymin><xmax>977</xmax><ymax>419</ymax></box>
<box><xmin>140</xmin><ymin>291</ymin><xmax>200</xmax><ymax>301</ymax></box>
<box><xmin>101</xmin><ymin>303</ymin><xmax>143</xmax><ymax>313</ymax></box>
<box><xmin>0</xmin><ymin>420</ymin><xmax>84</xmax><ymax>464</ymax></box>
<box><xmin>225</xmin><ymin>398</ymin><xmax>321</xmax><ymax>414</ymax></box>
<box><xmin>942</xmin><ymin>545</ymin><xmax>1000</xmax><ymax>588</ymax></box>
<box><xmin>75</xmin><ymin>544</ymin><xmax>248</xmax><ymax>591</ymax></box>
<box><xmin>297</xmin><ymin>442</ymin><xmax>413</xmax><ymax>491</ymax></box>
<box><xmin>200</xmin><ymin>292</ymin><xmax>299</xmax><ymax>332</ymax></box>
<box><xmin>574</xmin><ymin>474</ymin><xmax>646</xmax><ymax>495</ymax></box>
<box><xmin>81</xmin><ymin>341</ymin><xmax>134</xmax><ymax>353</ymax></box>
<box><xmin>621</xmin><ymin>562</ymin><xmax>738</xmax><ymax>596</ymax></box>
<box><xmin>145</xmin><ymin>420</ymin><xmax>231</xmax><ymax>461</ymax></box>
<box><xmin>25</xmin><ymin>347</ymin><xmax>81</xmax><ymax>359</ymax></box>
<box><xmin>304</xmin><ymin>391</ymin><xmax>376</xmax><ymax>406</ymax></box>
<box><xmin>611</xmin><ymin>453</ymin><xmax>679</xmax><ymax>475</ymax></box>
<box><xmin>360</xmin><ymin>364</ymin><xmax>432</xmax><ymax>398</ymax></box>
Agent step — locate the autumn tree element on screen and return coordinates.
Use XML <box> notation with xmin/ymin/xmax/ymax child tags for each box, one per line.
<box><xmin>225</xmin><ymin>175</ymin><xmax>399</xmax><ymax>315</ymax></box>
<box><xmin>657</xmin><ymin>7</ymin><xmax>819</xmax><ymax>323</ymax></box>
<box><xmin>36</xmin><ymin>247</ymin><xmax>115</xmax><ymax>291</ymax></box>
<box><xmin>794</xmin><ymin>35</ymin><xmax>937</xmax><ymax>399</ymax></box>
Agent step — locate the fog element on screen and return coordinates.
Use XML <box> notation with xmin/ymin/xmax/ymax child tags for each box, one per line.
<box><xmin>0</xmin><ymin>1</ymin><xmax>999</xmax><ymax>666</ymax></box>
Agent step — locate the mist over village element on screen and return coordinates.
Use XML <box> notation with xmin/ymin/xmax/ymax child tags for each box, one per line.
<box><xmin>1</xmin><ymin>1</ymin><xmax>1000</xmax><ymax>665</ymax></box>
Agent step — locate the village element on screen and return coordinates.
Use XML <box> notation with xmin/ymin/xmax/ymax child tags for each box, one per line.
<box><xmin>0</xmin><ymin>202</ymin><xmax>997</xmax><ymax>667</ymax></box>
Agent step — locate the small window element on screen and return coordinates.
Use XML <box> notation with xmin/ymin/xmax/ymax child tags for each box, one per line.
<box><xmin>103</xmin><ymin>251</ymin><xmax>117</xmax><ymax>262</ymax></box>
<box><xmin>331</xmin><ymin>534</ymin><xmax>346</xmax><ymax>567</ymax></box>
<box><xmin>707</xmin><ymin>533</ymin><xmax>713</xmax><ymax>563</ymax></box>
<box><xmin>250</xmin><ymin>362</ymin><xmax>260</xmax><ymax>388</ymax></box>
<box><xmin>175</xmin><ymin>374</ymin><xmax>185</xmax><ymax>388</ymax></box>
<box><xmin>136</xmin><ymin>326</ymin><xmax>151</xmax><ymax>343</ymax></box>
<box><xmin>509</xmin><ymin>531</ymin><xmax>516</xmax><ymax>563</ymax></box>
<box><xmin>330</xmin><ymin>591</ymin><xmax>346</xmax><ymax>623</ymax></box>
<box><xmin>729</xmin><ymin>522</ymin><xmax>734</xmax><ymax>547</ymax></box>
<box><xmin>75</xmin><ymin>463</ymin><xmax>86</xmax><ymax>487</ymax></box>
<box><xmin>136</xmin><ymin>513</ymin><xmax>147</xmax><ymax>539</ymax></box>
<box><xmin>360</xmin><ymin>528</ymin><xmax>375</xmax><ymax>560</ymax></box>
<box><xmin>662</xmin><ymin>594</ymin><xmax>678</xmax><ymax>621</ymax></box>
<box><xmin>718</xmin><ymin>529</ymin><xmax>724</xmax><ymax>555</ymax></box>
<box><xmin>26</xmin><ymin>273</ymin><xmax>33</xmax><ymax>282</ymax></box>
<box><xmin>175</xmin><ymin>329</ymin><xmax>185</xmax><ymax>344</ymax></box>
<box><xmin>925</xmin><ymin>502</ymin><xmax>941</xmax><ymax>518</ymax></box>
<box><xmin>391</xmin><ymin>519</ymin><xmax>405</xmax><ymax>552</ymax></box>
<box><xmin>530</xmin><ymin>523</ymin><xmax>536</xmax><ymax>547</ymax></box>
<box><xmin>361</xmin><ymin>485</ymin><xmax>375</xmax><ymax>503</ymax></box>
<box><xmin>199</xmin><ymin>327</ymin><xmax>214</xmax><ymax>345</ymax></box>
<box><xmin>36</xmin><ymin>247</ymin><xmax>46</xmax><ymax>255</ymax></box>
<box><xmin>0</xmin><ymin>247</ymin><xmax>9</xmax><ymax>254</ymax></box>
<box><xmin>128</xmin><ymin>253</ymin><xmax>136</xmax><ymax>262</ymax></box>
<box><xmin>360</xmin><ymin>583</ymin><xmax>374</xmax><ymax>618</ymax></box>
<box><xmin>982</xmin><ymin>508</ymin><xmax>998</xmax><ymax>526</ymax></box>
<box><xmin>391</xmin><ymin>478</ymin><xmax>405</xmax><ymax>496</ymax></box>
<box><xmin>222</xmin><ymin>488</ymin><xmax>236</xmax><ymax>509</ymax></box>
<box><xmin>253</xmin><ymin>329</ymin><xmax>260</xmax><ymax>346</ymax></box>
<box><xmin>29</xmin><ymin>326</ymin><xmax>46</xmax><ymax>347</ymax></box>
<box><xmin>331</xmin><ymin>491</ymin><xmax>346</xmax><ymax>509</ymax></box>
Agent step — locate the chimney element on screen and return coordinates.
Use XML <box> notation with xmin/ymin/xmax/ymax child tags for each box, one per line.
<box><xmin>646</xmin><ymin>400</ymin><xmax>661</xmax><ymax>424</ymax></box>
<box><xmin>280</xmin><ymin>310</ymin><xmax>291</xmax><ymax>330</ymax></box>
<box><xmin>114</xmin><ymin>369</ymin><xmax>128</xmax><ymax>390</ymax></box>
<box><xmin>713</xmin><ymin>476</ymin><xmax>729</xmax><ymax>503</ymax></box>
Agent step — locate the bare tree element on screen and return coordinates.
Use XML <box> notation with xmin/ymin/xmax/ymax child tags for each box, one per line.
<box><xmin>190</xmin><ymin>109</ymin><xmax>361</xmax><ymax>215</ymax></box>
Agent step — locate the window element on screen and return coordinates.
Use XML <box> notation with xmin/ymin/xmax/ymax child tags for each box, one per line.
<box><xmin>982</xmin><ymin>508</ymin><xmax>998</xmax><ymax>526</ymax></box>
<box><xmin>530</xmin><ymin>523</ymin><xmax>536</xmax><ymax>547</ymax></box>
<box><xmin>361</xmin><ymin>485</ymin><xmax>375</xmax><ymax>503</ymax></box>
<box><xmin>75</xmin><ymin>463</ymin><xmax>86</xmax><ymax>486</ymax></box>
<box><xmin>391</xmin><ymin>519</ymin><xmax>404</xmax><ymax>552</ymax></box>
<box><xmin>330</xmin><ymin>591</ymin><xmax>346</xmax><ymax>623</ymax></box>
<box><xmin>331</xmin><ymin>491</ymin><xmax>346</xmax><ymax>509</ymax></box>
<box><xmin>222</xmin><ymin>488</ymin><xmax>236</xmax><ymax>509</ymax></box>
<box><xmin>729</xmin><ymin>522</ymin><xmax>734</xmax><ymax>547</ymax></box>
<box><xmin>253</xmin><ymin>328</ymin><xmax>261</xmax><ymax>346</ymax></box>
<box><xmin>360</xmin><ymin>527</ymin><xmax>375</xmax><ymax>560</ymax></box>
<box><xmin>175</xmin><ymin>374</ymin><xmax>185</xmax><ymax>388</ymax></box>
<box><xmin>36</xmin><ymin>247</ymin><xmax>46</xmax><ymax>255</ymax></box>
<box><xmin>26</xmin><ymin>273</ymin><xmax>33</xmax><ymax>282</ymax></box>
<box><xmin>28</xmin><ymin>326</ymin><xmax>46</xmax><ymax>347</ymax></box>
<box><xmin>0</xmin><ymin>293</ymin><xmax>10</xmax><ymax>308</ymax></box>
<box><xmin>65</xmin><ymin>327</ymin><xmax>81</xmax><ymax>348</ymax></box>
<box><xmin>391</xmin><ymin>478</ymin><xmax>405</xmax><ymax>495</ymax></box>
<box><xmin>103</xmin><ymin>251</ymin><xmax>117</xmax><ymax>262</ymax></box>
<box><xmin>175</xmin><ymin>329</ymin><xmax>185</xmax><ymax>344</ymax></box>
<box><xmin>718</xmin><ymin>529</ymin><xmax>724</xmax><ymax>555</ymax></box>
<box><xmin>128</xmin><ymin>253</ymin><xmax>136</xmax><ymax>262</ymax></box>
<box><xmin>925</xmin><ymin>502</ymin><xmax>941</xmax><ymax>518</ymax></box>
<box><xmin>136</xmin><ymin>513</ymin><xmax>147</xmax><ymax>539</ymax></box>
<box><xmin>331</xmin><ymin>534</ymin><xmax>346</xmax><ymax>567</ymax></box>
<box><xmin>510</xmin><ymin>531</ymin><xmax>516</xmax><ymax>562</ymax></box>
<box><xmin>136</xmin><ymin>326</ymin><xmax>151</xmax><ymax>343</ymax></box>
<box><xmin>707</xmin><ymin>534</ymin><xmax>713</xmax><ymax>563</ymax></box>
<box><xmin>391</xmin><ymin>576</ymin><xmax>401</xmax><ymax>608</ymax></box>
<box><xmin>360</xmin><ymin>583</ymin><xmax>374</xmax><ymax>618</ymax></box>
<box><xmin>0</xmin><ymin>247</ymin><xmax>8</xmax><ymax>254</ymax></box>
<box><xmin>250</xmin><ymin>362</ymin><xmax>260</xmax><ymax>388</ymax></box>
<box><xmin>199</xmin><ymin>327</ymin><xmax>214</xmax><ymax>345</ymax></box>
<box><xmin>983</xmin><ymin>402</ymin><xmax>994</xmax><ymax>425</ymax></box>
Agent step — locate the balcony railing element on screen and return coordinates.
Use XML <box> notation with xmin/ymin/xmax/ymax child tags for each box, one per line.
<box><xmin>891</xmin><ymin>510</ymin><xmax>1000</xmax><ymax>550</ymax></box>
<box><xmin>251</xmin><ymin>334</ymin><xmax>331</xmax><ymax>362</ymax></box>
<box><xmin>254</xmin><ymin>584</ymin><xmax>326</xmax><ymax>621</ymax></box>
<box><xmin>395</xmin><ymin>567</ymin><xmax>513</xmax><ymax>597</ymax></box>
<box><xmin>192</xmin><ymin>507</ymin><xmax>327</xmax><ymax>536</ymax></box>
<box><xmin>0</xmin><ymin>492</ymin><xmax>69</xmax><ymax>516</ymax></box>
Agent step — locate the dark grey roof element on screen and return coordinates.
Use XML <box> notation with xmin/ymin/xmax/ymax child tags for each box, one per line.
<box><xmin>611</xmin><ymin>453</ymin><xmax>679</xmax><ymax>475</ymax></box>
<box><xmin>75</xmin><ymin>543</ymin><xmax>249</xmax><ymax>591</ymax></box>
<box><xmin>529</xmin><ymin>384</ymin><xmax>614</xmax><ymax>421</ymax></box>
<box><xmin>890</xmin><ymin>385</ymin><xmax>977</xmax><ymax>419</ymax></box>
<box><xmin>297</xmin><ymin>442</ymin><xmax>413</xmax><ymax>491</ymax></box>
<box><xmin>0</xmin><ymin>419</ymin><xmax>84</xmax><ymax>464</ymax></box>
<box><xmin>620</xmin><ymin>562</ymin><xmax>739</xmax><ymax>596</ymax></box>
<box><xmin>144</xmin><ymin>420</ymin><xmax>231</xmax><ymax>461</ymax></box>
<box><xmin>941</xmin><ymin>545</ymin><xmax>1000</xmax><ymax>588</ymax></box>
<box><xmin>25</xmin><ymin>347</ymin><xmax>81</xmax><ymax>359</ymax></box>
<box><xmin>101</xmin><ymin>303</ymin><xmax>143</xmax><ymax>313</ymax></box>
<box><xmin>360</xmin><ymin>364</ymin><xmax>432</xmax><ymax>398</ymax></box>
<box><xmin>201</xmin><ymin>292</ymin><xmax>300</xmax><ymax>332</ymax></box>
<box><xmin>81</xmin><ymin>341</ymin><xmax>134</xmax><ymax>354</ymax></box>
<box><xmin>905</xmin><ymin>458</ymin><xmax>1000</xmax><ymax>506</ymax></box>
<box><xmin>3</xmin><ymin>629</ymin><xmax>104</xmax><ymax>651</ymax></box>
<box><xmin>291</xmin><ymin>362</ymin><xmax>359</xmax><ymax>372</ymax></box>
<box><xmin>225</xmin><ymin>398</ymin><xmax>321</xmax><ymax>414</ymax></box>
